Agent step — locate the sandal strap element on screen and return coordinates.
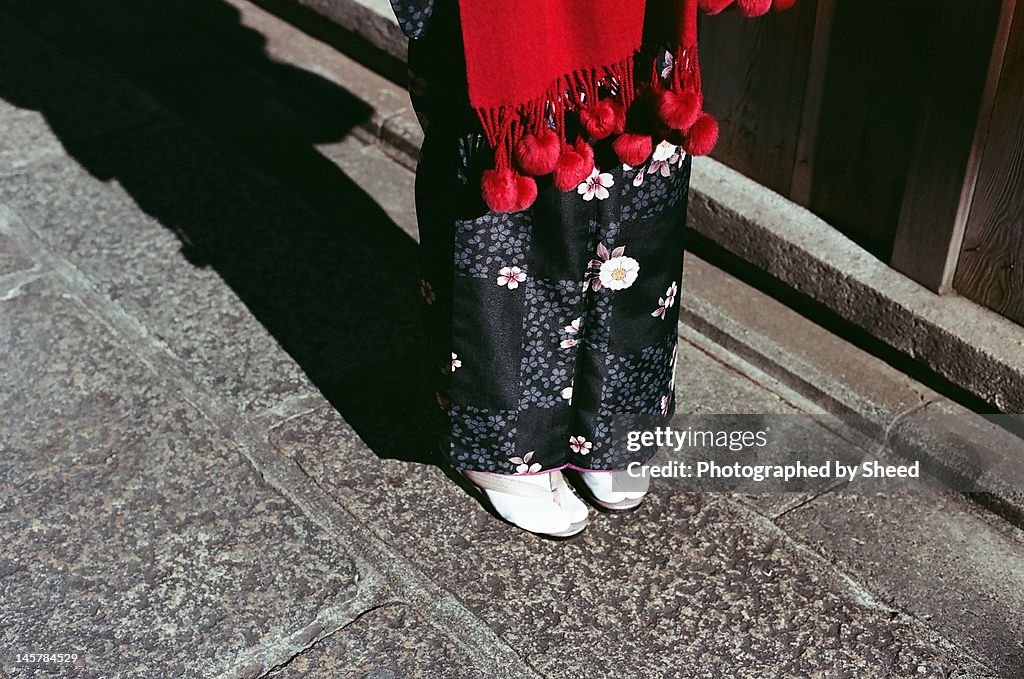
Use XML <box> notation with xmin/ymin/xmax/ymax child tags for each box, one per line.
<box><xmin>462</xmin><ymin>469</ymin><xmax>563</xmax><ymax>499</ymax></box>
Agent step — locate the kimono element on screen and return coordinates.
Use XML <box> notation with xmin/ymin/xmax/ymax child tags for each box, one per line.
<box><xmin>394</xmin><ymin>0</ymin><xmax>691</xmax><ymax>474</ymax></box>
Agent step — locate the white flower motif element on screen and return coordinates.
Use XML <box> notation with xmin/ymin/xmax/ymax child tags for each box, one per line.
<box><xmin>652</xmin><ymin>140</ymin><xmax>679</xmax><ymax>162</ymax></box>
<box><xmin>496</xmin><ymin>265</ymin><xmax>527</xmax><ymax>289</ymax></box>
<box><xmin>660</xmin><ymin>50</ymin><xmax>675</xmax><ymax>80</ymax></box>
<box><xmin>510</xmin><ymin>451</ymin><xmax>542</xmax><ymax>474</ymax></box>
<box><xmin>648</xmin><ymin>159</ymin><xmax>673</xmax><ymax>177</ymax></box>
<box><xmin>665</xmin><ymin>281</ymin><xmax>678</xmax><ymax>306</ymax></box>
<box><xmin>585</xmin><ymin>242</ymin><xmax>628</xmax><ymax>291</ymax></box>
<box><xmin>559</xmin><ymin>316</ymin><xmax>583</xmax><ymax>349</ymax></box>
<box><xmin>577</xmin><ymin>168</ymin><xmax>614</xmax><ymax>201</ymax></box>
<box><xmin>648</xmin><ymin>140</ymin><xmax>685</xmax><ymax>177</ymax></box>
<box><xmin>419</xmin><ymin>278</ymin><xmax>435</xmax><ymax>305</ymax></box>
<box><xmin>569</xmin><ymin>435</ymin><xmax>592</xmax><ymax>455</ymax></box>
<box><xmin>561</xmin><ymin>382</ymin><xmax>574</xmax><ymax>403</ymax></box>
<box><xmin>633</xmin><ymin>168</ymin><xmax>646</xmax><ymax>187</ymax></box>
<box><xmin>598</xmin><ymin>256</ymin><xmax>640</xmax><ymax>291</ymax></box>
<box><xmin>651</xmin><ymin>281</ymin><xmax>679</xmax><ymax>319</ymax></box>
<box><xmin>450</xmin><ymin>352</ymin><xmax>462</xmax><ymax>372</ymax></box>
<box><xmin>661</xmin><ymin>394</ymin><xmax>670</xmax><ymax>415</ymax></box>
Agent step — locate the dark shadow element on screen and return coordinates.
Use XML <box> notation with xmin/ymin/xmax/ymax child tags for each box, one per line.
<box><xmin>0</xmin><ymin>0</ymin><xmax>440</xmax><ymax>464</ymax></box>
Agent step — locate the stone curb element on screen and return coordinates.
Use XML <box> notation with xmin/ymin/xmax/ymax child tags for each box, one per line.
<box><xmin>686</xmin><ymin>160</ymin><xmax>1024</xmax><ymax>414</ymax></box>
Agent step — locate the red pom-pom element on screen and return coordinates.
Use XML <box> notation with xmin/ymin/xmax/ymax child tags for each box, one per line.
<box><xmin>514</xmin><ymin>129</ymin><xmax>560</xmax><ymax>176</ymax></box>
<box><xmin>699</xmin><ymin>0</ymin><xmax>734</xmax><ymax>14</ymax></box>
<box><xmin>579</xmin><ymin>99</ymin><xmax>625</xmax><ymax>140</ymax></box>
<box><xmin>773</xmin><ymin>0</ymin><xmax>797</xmax><ymax>11</ymax></box>
<box><xmin>737</xmin><ymin>0</ymin><xmax>772</xmax><ymax>16</ymax></box>
<box><xmin>612</xmin><ymin>100</ymin><xmax>627</xmax><ymax>133</ymax></box>
<box><xmin>482</xmin><ymin>168</ymin><xmax>538</xmax><ymax>212</ymax></box>
<box><xmin>514</xmin><ymin>173</ymin><xmax>538</xmax><ymax>211</ymax></box>
<box><xmin>684</xmin><ymin>113</ymin><xmax>719</xmax><ymax>156</ymax></box>
<box><xmin>553</xmin><ymin>139</ymin><xmax>595</xmax><ymax>192</ymax></box>
<box><xmin>482</xmin><ymin>168</ymin><xmax>521</xmax><ymax>213</ymax></box>
<box><xmin>656</xmin><ymin>88</ymin><xmax>702</xmax><ymax>131</ymax></box>
<box><xmin>613</xmin><ymin>133</ymin><xmax>654</xmax><ymax>168</ymax></box>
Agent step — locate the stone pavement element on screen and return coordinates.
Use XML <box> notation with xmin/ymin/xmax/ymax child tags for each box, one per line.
<box><xmin>1</xmin><ymin>1</ymin><xmax>1022</xmax><ymax>677</ymax></box>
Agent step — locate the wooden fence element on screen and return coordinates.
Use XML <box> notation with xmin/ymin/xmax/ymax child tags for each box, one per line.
<box><xmin>699</xmin><ymin>0</ymin><xmax>1023</xmax><ymax>326</ymax></box>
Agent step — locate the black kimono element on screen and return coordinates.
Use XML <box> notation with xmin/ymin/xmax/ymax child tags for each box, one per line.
<box><xmin>393</xmin><ymin>0</ymin><xmax>692</xmax><ymax>474</ymax></box>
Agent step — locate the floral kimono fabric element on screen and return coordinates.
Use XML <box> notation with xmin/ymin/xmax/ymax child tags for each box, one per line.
<box><xmin>404</xmin><ymin>0</ymin><xmax>690</xmax><ymax>474</ymax></box>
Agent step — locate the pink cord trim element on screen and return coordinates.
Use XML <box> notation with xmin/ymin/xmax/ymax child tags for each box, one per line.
<box><xmin>456</xmin><ymin>453</ymin><xmax>660</xmax><ymax>477</ymax></box>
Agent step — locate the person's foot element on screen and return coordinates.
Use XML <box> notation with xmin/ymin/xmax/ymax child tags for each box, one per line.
<box><xmin>575</xmin><ymin>469</ymin><xmax>651</xmax><ymax>510</ymax></box>
<box><xmin>553</xmin><ymin>474</ymin><xmax>591</xmax><ymax>524</ymax></box>
<box><xmin>462</xmin><ymin>469</ymin><xmax>589</xmax><ymax>536</ymax></box>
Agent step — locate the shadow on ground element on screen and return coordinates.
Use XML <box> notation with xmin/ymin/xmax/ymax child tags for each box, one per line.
<box><xmin>0</xmin><ymin>0</ymin><xmax>441</xmax><ymax>464</ymax></box>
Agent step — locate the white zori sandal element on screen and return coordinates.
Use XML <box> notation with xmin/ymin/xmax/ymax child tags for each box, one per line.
<box><xmin>461</xmin><ymin>469</ymin><xmax>590</xmax><ymax>537</ymax></box>
<box><xmin>577</xmin><ymin>470</ymin><xmax>651</xmax><ymax>511</ymax></box>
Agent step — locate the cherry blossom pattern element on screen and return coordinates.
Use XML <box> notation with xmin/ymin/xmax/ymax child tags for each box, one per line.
<box><xmin>628</xmin><ymin>140</ymin><xmax>687</xmax><ymax>188</ymax></box>
<box><xmin>660</xmin><ymin>50</ymin><xmax>675</xmax><ymax>80</ymax></box>
<box><xmin>497</xmin><ymin>265</ymin><xmax>527</xmax><ymax>289</ymax></box>
<box><xmin>651</xmin><ymin>281</ymin><xmax>679</xmax><ymax>319</ymax></box>
<box><xmin>578</xmin><ymin>168</ymin><xmax>614</xmax><ymax>201</ymax></box>
<box><xmin>584</xmin><ymin>242</ymin><xmax>640</xmax><ymax>292</ymax></box>
<box><xmin>559</xmin><ymin>316</ymin><xmax>583</xmax><ymax>349</ymax></box>
<box><xmin>660</xmin><ymin>394</ymin><xmax>670</xmax><ymax>415</ymax></box>
<box><xmin>600</xmin><ymin>256</ymin><xmax>640</xmax><ymax>291</ymax></box>
<box><xmin>510</xmin><ymin>450</ymin><xmax>542</xmax><ymax>474</ymax></box>
<box><xmin>419</xmin><ymin>278</ymin><xmax>435</xmax><ymax>305</ymax></box>
<box><xmin>450</xmin><ymin>352</ymin><xmax>462</xmax><ymax>373</ymax></box>
<box><xmin>569</xmin><ymin>435</ymin><xmax>592</xmax><ymax>455</ymax></box>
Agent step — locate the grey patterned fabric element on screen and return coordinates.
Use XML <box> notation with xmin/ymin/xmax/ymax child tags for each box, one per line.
<box><xmin>388</xmin><ymin>0</ymin><xmax>435</xmax><ymax>40</ymax></box>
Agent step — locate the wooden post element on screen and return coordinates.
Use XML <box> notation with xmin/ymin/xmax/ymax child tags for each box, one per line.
<box><xmin>789</xmin><ymin>0</ymin><xmax>835</xmax><ymax>206</ymax></box>
<box><xmin>889</xmin><ymin>0</ymin><xmax>1012</xmax><ymax>294</ymax></box>
<box><xmin>953</xmin><ymin>0</ymin><xmax>1024</xmax><ymax>324</ymax></box>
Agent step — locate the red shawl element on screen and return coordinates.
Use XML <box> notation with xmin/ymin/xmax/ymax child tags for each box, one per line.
<box><xmin>456</xmin><ymin>0</ymin><xmax>797</xmax><ymax>212</ymax></box>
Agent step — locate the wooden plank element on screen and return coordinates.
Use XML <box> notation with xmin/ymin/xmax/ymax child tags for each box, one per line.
<box><xmin>789</xmin><ymin>0</ymin><xmax>835</xmax><ymax>206</ymax></box>
<box><xmin>698</xmin><ymin>0</ymin><xmax>819</xmax><ymax>196</ymax></box>
<box><xmin>954</xmin><ymin>0</ymin><xmax>1024</xmax><ymax>325</ymax></box>
<box><xmin>805</xmin><ymin>0</ymin><xmax>947</xmax><ymax>257</ymax></box>
<box><xmin>890</xmin><ymin>0</ymin><xmax>1007</xmax><ymax>293</ymax></box>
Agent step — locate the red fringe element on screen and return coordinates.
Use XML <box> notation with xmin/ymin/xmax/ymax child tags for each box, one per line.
<box><xmin>475</xmin><ymin>26</ymin><xmax>711</xmax><ymax>212</ymax></box>
<box><xmin>475</xmin><ymin>54</ymin><xmax>639</xmax><ymax>174</ymax></box>
<box><xmin>472</xmin><ymin>0</ymin><xmax>801</xmax><ymax>212</ymax></box>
